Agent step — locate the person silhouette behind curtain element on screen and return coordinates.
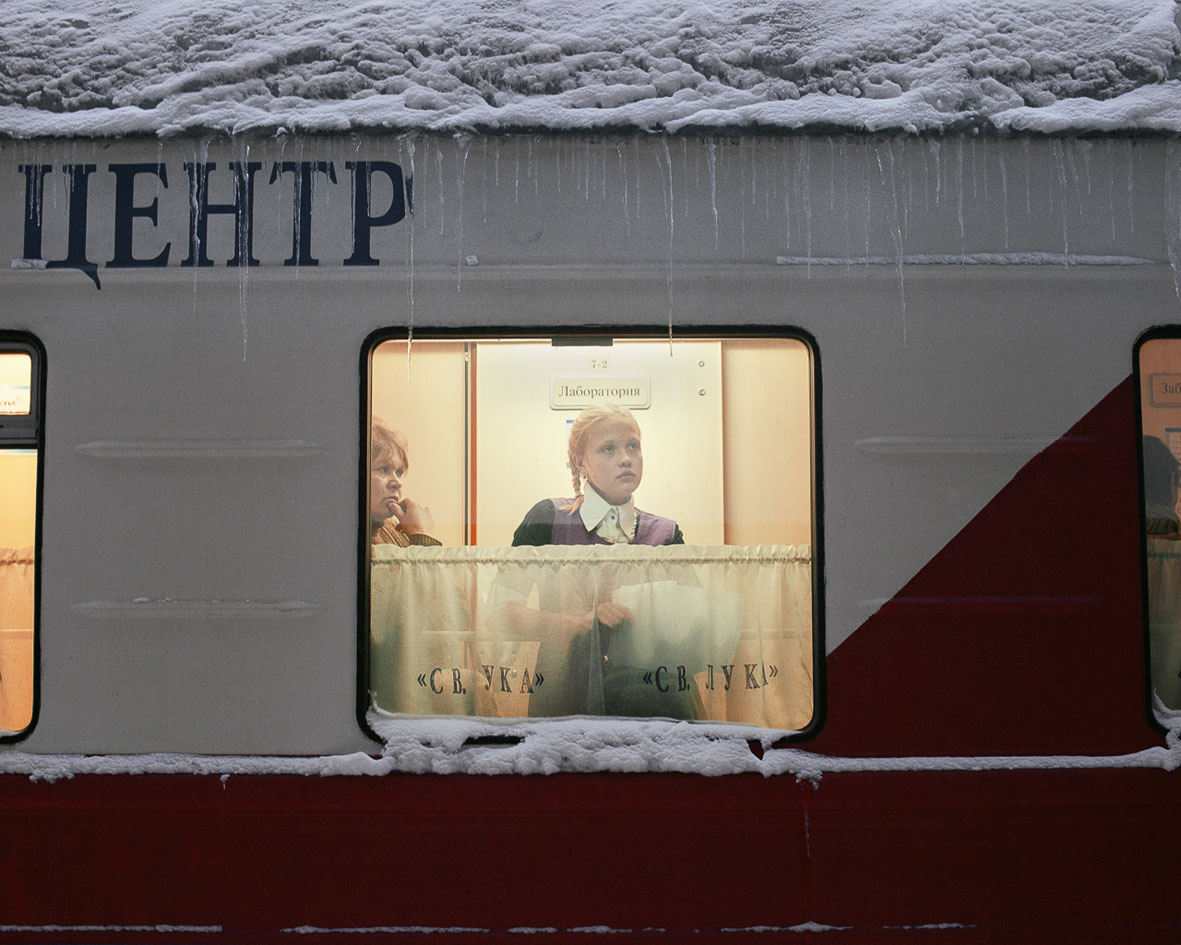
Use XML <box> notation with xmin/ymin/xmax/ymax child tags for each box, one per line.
<box><xmin>1143</xmin><ymin>435</ymin><xmax>1181</xmax><ymax>709</ymax></box>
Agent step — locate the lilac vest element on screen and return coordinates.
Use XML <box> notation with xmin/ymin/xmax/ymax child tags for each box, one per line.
<box><xmin>547</xmin><ymin>499</ymin><xmax>680</xmax><ymax>546</ymax></box>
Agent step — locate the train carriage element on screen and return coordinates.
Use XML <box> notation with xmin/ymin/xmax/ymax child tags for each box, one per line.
<box><xmin>1</xmin><ymin>1</ymin><xmax>1180</xmax><ymax>942</ymax></box>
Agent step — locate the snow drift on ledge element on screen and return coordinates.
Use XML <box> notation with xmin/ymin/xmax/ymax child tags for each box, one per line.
<box><xmin>0</xmin><ymin>0</ymin><xmax>1178</xmax><ymax>139</ymax></box>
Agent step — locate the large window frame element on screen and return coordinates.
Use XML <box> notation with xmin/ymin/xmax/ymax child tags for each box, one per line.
<box><xmin>357</xmin><ymin>327</ymin><xmax>823</xmax><ymax>743</ymax></box>
<box><xmin>0</xmin><ymin>332</ymin><xmax>44</xmax><ymax>742</ymax></box>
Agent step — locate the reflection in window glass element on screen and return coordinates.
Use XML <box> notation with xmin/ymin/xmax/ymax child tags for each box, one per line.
<box><xmin>367</xmin><ymin>336</ymin><xmax>816</xmax><ymax>729</ymax></box>
<box><xmin>1140</xmin><ymin>336</ymin><xmax>1181</xmax><ymax>711</ymax></box>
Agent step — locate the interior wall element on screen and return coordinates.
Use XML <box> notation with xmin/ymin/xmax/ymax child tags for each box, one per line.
<box><xmin>1140</xmin><ymin>338</ymin><xmax>1181</xmax><ymax>450</ymax></box>
<box><xmin>0</xmin><ymin>352</ymin><xmax>30</xmax><ymax>414</ymax></box>
<box><xmin>372</xmin><ymin>337</ymin><xmax>815</xmax><ymax>548</ymax></box>
<box><xmin>473</xmin><ymin>340</ymin><xmax>725</xmax><ymax>546</ymax></box>
<box><xmin>371</xmin><ymin>342</ymin><xmax>468</xmax><ymax>547</ymax></box>
<box><xmin>721</xmin><ymin>340</ymin><xmax>812</xmax><ymax>546</ymax></box>
<box><xmin>0</xmin><ymin>452</ymin><xmax>36</xmax><ymax>550</ymax></box>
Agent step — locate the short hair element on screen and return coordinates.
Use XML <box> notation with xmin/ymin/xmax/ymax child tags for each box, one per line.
<box><xmin>564</xmin><ymin>403</ymin><xmax>641</xmax><ymax>511</ymax></box>
<box><xmin>371</xmin><ymin>416</ymin><xmax>409</xmax><ymax>472</ymax></box>
<box><xmin>1143</xmin><ymin>435</ymin><xmax>1179</xmax><ymax>509</ymax></box>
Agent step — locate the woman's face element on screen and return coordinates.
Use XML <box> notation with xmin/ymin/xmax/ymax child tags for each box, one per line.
<box><xmin>577</xmin><ymin>416</ymin><xmax>643</xmax><ymax>506</ymax></box>
<box><xmin>370</xmin><ymin>450</ymin><xmax>405</xmax><ymax>526</ymax></box>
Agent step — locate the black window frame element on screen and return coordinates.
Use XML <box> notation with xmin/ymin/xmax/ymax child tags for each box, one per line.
<box><xmin>357</xmin><ymin>325</ymin><xmax>824</xmax><ymax>746</ymax></box>
<box><xmin>0</xmin><ymin>331</ymin><xmax>45</xmax><ymax>743</ymax></box>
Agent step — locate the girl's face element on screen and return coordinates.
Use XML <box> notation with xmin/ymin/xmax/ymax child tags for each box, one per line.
<box><xmin>370</xmin><ymin>450</ymin><xmax>405</xmax><ymax>526</ymax></box>
<box><xmin>577</xmin><ymin>416</ymin><xmax>643</xmax><ymax>506</ymax></box>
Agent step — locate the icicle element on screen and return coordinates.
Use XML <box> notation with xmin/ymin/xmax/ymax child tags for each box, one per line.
<box><xmin>876</xmin><ymin>141</ymin><xmax>906</xmax><ymax>343</ymax></box>
<box><xmin>531</xmin><ymin>137</ymin><xmax>538</xmax><ymax>197</ymax></box>
<box><xmin>920</xmin><ymin>137</ymin><xmax>931</xmax><ymax>214</ymax></box>
<box><xmin>435</xmin><ymin>143</ymin><xmax>445</xmax><ymax>235</ymax></box>
<box><xmin>616</xmin><ymin>143</ymin><xmax>630</xmax><ymax>237</ymax></box>
<box><xmin>863</xmin><ymin>145</ymin><xmax>872</xmax><ymax>266</ymax></box>
<box><xmin>828</xmin><ymin>137</ymin><xmax>836</xmax><ymax>212</ymax></box>
<box><xmin>1107</xmin><ymin>140</ymin><xmax>1117</xmax><ymax>242</ymax></box>
<box><xmin>585</xmin><ymin>139</ymin><xmax>593</xmax><ymax>200</ymax></box>
<box><xmin>405</xmin><ymin>137</ymin><xmax>417</xmax><ymax>378</ymax></box>
<box><xmin>780</xmin><ymin>139</ymin><xmax>791</xmax><ymax>252</ymax></box>
<box><xmin>600</xmin><ymin>137</ymin><xmax>608</xmax><ymax>201</ymax></box>
<box><xmin>659</xmin><ymin>139</ymin><xmax>675</xmax><ymax>354</ymax></box>
<box><xmin>1126</xmin><ymin>139</ymin><xmax>1136</xmax><ymax>237</ymax></box>
<box><xmin>632</xmin><ymin>138</ymin><xmax>641</xmax><ymax>220</ymax></box>
<box><xmin>800</xmin><ymin>137</ymin><xmax>812</xmax><ymax>276</ymax></box>
<box><xmin>555</xmin><ymin>137</ymin><xmax>562</xmax><ymax>196</ymax></box>
<box><xmin>455</xmin><ymin>135</ymin><xmax>471</xmax><ymax>293</ymax></box>
<box><xmin>955</xmin><ymin>138</ymin><xmax>965</xmax><ymax>259</ymax></box>
<box><xmin>706</xmin><ymin>138</ymin><xmax>719</xmax><ymax>250</ymax></box>
<box><xmin>1023</xmin><ymin>138</ymin><xmax>1032</xmax><ymax>217</ymax></box>
<box><xmin>901</xmin><ymin>137</ymin><xmax>911</xmax><ymax>238</ymax></box>
<box><xmin>1051</xmin><ymin>140</ymin><xmax>1070</xmax><ymax>266</ymax></box>
<box><xmin>738</xmin><ymin>137</ymin><xmax>747</xmax><ymax>259</ymax></box>
<box><xmin>1166</xmin><ymin>140</ymin><xmax>1181</xmax><ymax>303</ymax></box>
<box><xmin>999</xmin><ymin>146</ymin><xmax>1009</xmax><ymax>250</ymax></box>
<box><xmin>970</xmin><ymin>136</ymin><xmax>978</xmax><ymax>201</ymax></box>
<box><xmin>481</xmin><ymin>138</ymin><xmax>488</xmax><ymax>224</ymax></box>
<box><xmin>1065</xmin><ymin>140</ymin><xmax>1084</xmax><ymax>207</ymax></box>
<box><xmin>928</xmin><ymin>139</ymin><xmax>941</xmax><ymax>206</ymax></box>
<box><xmin>234</xmin><ymin>137</ymin><xmax>252</xmax><ymax>362</ymax></box>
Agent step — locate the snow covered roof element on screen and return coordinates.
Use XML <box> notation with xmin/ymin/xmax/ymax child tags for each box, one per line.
<box><xmin>0</xmin><ymin>0</ymin><xmax>1179</xmax><ymax>140</ymax></box>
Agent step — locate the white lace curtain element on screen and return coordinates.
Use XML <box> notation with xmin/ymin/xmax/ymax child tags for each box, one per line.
<box><xmin>1145</xmin><ymin>542</ymin><xmax>1181</xmax><ymax>710</ymax></box>
<box><xmin>371</xmin><ymin>544</ymin><xmax>813</xmax><ymax>729</ymax></box>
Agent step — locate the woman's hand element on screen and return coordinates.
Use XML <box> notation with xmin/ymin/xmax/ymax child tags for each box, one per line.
<box><xmin>393</xmin><ymin>498</ymin><xmax>435</xmax><ymax>536</ymax></box>
<box><xmin>594</xmin><ymin>602</ymin><xmax>633</xmax><ymax>628</ymax></box>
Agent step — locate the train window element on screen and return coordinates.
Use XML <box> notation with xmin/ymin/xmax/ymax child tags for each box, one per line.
<box><xmin>0</xmin><ymin>341</ymin><xmax>41</xmax><ymax>738</ymax></box>
<box><xmin>1139</xmin><ymin>334</ymin><xmax>1181</xmax><ymax>713</ymax></box>
<box><xmin>363</xmin><ymin>333</ymin><xmax>818</xmax><ymax>732</ymax></box>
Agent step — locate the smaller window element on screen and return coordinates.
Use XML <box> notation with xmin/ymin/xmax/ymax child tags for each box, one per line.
<box><xmin>0</xmin><ymin>340</ymin><xmax>41</xmax><ymax>738</ymax></box>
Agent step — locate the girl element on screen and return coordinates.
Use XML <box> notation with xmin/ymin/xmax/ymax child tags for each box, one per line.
<box><xmin>512</xmin><ymin>404</ymin><xmax>683</xmax><ymax>547</ymax></box>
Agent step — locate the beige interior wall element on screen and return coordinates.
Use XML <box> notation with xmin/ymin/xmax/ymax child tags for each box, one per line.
<box><xmin>0</xmin><ymin>352</ymin><xmax>31</xmax><ymax>413</ymax></box>
<box><xmin>473</xmin><ymin>340</ymin><xmax>725</xmax><ymax>546</ymax></box>
<box><xmin>371</xmin><ymin>341</ymin><xmax>468</xmax><ymax>546</ymax></box>
<box><xmin>721</xmin><ymin>340</ymin><xmax>812</xmax><ymax>546</ymax></box>
<box><xmin>0</xmin><ymin>451</ymin><xmax>36</xmax><ymax>549</ymax></box>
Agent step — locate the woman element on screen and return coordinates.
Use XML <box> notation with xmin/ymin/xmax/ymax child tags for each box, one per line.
<box><xmin>512</xmin><ymin>403</ymin><xmax>683</xmax><ymax>547</ymax></box>
<box><xmin>369</xmin><ymin>417</ymin><xmax>441</xmax><ymax>546</ymax></box>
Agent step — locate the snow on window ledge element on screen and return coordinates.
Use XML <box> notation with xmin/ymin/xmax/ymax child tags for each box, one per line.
<box><xmin>0</xmin><ymin>709</ymin><xmax>1177</xmax><ymax>781</ymax></box>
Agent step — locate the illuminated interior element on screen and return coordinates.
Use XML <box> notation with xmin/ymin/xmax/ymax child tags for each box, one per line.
<box><xmin>0</xmin><ymin>450</ymin><xmax>35</xmax><ymax>732</ymax></box>
<box><xmin>1139</xmin><ymin>337</ymin><xmax>1181</xmax><ymax>711</ymax></box>
<box><xmin>0</xmin><ymin>352</ymin><xmax>31</xmax><ymax>415</ymax></box>
<box><xmin>367</xmin><ymin>335</ymin><xmax>816</xmax><ymax>728</ymax></box>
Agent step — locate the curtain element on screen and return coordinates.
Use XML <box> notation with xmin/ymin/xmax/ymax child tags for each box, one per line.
<box><xmin>371</xmin><ymin>544</ymin><xmax>813</xmax><ymax>729</ymax></box>
<box><xmin>1146</xmin><ymin>540</ymin><xmax>1181</xmax><ymax>710</ymax></box>
<box><xmin>0</xmin><ymin>546</ymin><xmax>34</xmax><ymax>731</ymax></box>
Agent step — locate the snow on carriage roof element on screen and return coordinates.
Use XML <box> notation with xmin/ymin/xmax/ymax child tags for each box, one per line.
<box><xmin>0</xmin><ymin>0</ymin><xmax>1178</xmax><ymax>140</ymax></box>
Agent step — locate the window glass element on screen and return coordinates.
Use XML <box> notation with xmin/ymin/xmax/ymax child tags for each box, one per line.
<box><xmin>0</xmin><ymin>345</ymin><xmax>38</xmax><ymax>736</ymax></box>
<box><xmin>366</xmin><ymin>335</ymin><xmax>816</xmax><ymax>730</ymax></box>
<box><xmin>1139</xmin><ymin>336</ymin><xmax>1181</xmax><ymax>711</ymax></box>
<box><xmin>0</xmin><ymin>352</ymin><xmax>32</xmax><ymax>414</ymax></box>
